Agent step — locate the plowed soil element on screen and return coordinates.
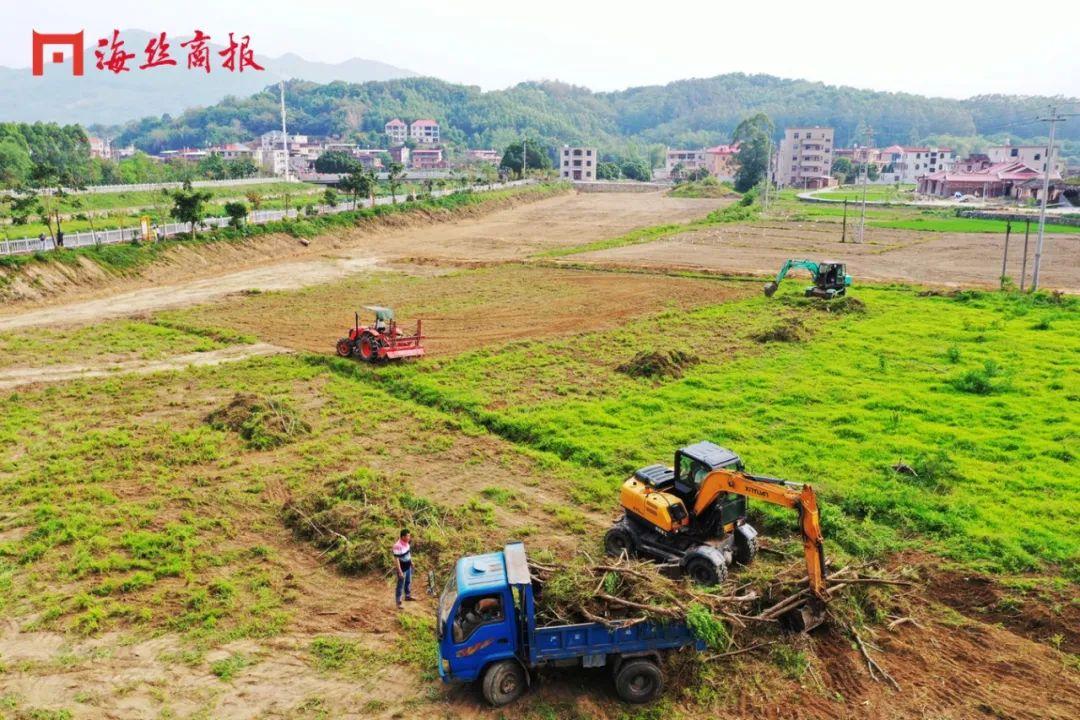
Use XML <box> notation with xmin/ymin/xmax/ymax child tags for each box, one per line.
<box><xmin>568</xmin><ymin>221</ymin><xmax>1080</xmax><ymax>291</ymax></box>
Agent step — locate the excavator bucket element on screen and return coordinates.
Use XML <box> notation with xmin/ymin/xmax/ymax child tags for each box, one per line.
<box><xmin>780</xmin><ymin>599</ymin><xmax>827</xmax><ymax>633</ymax></box>
<box><xmin>763</xmin><ymin>281</ymin><xmax>779</xmax><ymax>297</ymax></box>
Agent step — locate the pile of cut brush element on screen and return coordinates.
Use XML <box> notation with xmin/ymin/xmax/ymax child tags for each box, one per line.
<box><xmin>528</xmin><ymin>550</ymin><xmax>909</xmax><ymax>636</ymax></box>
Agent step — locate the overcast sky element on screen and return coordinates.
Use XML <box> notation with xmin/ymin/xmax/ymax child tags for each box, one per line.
<box><xmin>5</xmin><ymin>0</ymin><xmax>1078</xmax><ymax>98</ymax></box>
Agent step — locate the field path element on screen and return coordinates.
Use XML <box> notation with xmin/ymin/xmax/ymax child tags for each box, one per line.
<box><xmin>0</xmin><ymin>342</ymin><xmax>288</xmax><ymax>389</ymax></box>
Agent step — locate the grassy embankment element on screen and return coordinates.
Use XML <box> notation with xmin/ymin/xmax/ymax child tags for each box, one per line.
<box><xmin>0</xmin><ymin>182</ymin><xmax>570</xmax><ymax>275</ymax></box>
<box><xmin>812</xmin><ymin>184</ymin><xmax>917</xmax><ymax>203</ymax></box>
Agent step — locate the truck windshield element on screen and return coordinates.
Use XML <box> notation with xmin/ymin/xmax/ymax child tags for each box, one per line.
<box><xmin>437</xmin><ymin>575</ymin><xmax>457</xmax><ymax>640</ymax></box>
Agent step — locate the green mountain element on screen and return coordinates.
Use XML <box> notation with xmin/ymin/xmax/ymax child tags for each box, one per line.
<box><xmin>112</xmin><ymin>74</ymin><xmax>1079</xmax><ymax>158</ymax></box>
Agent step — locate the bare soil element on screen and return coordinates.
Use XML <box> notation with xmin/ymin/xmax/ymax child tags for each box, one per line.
<box><xmin>567</xmin><ymin>221</ymin><xmax>1080</xmax><ymax>291</ymax></box>
<box><xmin>0</xmin><ymin>191</ymin><xmax>724</xmax><ymax>329</ymax></box>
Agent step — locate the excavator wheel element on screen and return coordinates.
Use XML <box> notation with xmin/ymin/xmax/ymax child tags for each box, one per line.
<box><xmin>683</xmin><ymin>552</ymin><xmax>728</xmax><ymax>586</ymax></box>
<box><xmin>604</xmin><ymin>523</ymin><xmax>637</xmax><ymax>559</ymax></box>
<box><xmin>734</xmin><ymin>534</ymin><xmax>758</xmax><ymax>566</ymax></box>
<box><xmin>763</xmin><ymin>281</ymin><xmax>779</xmax><ymax>297</ymax></box>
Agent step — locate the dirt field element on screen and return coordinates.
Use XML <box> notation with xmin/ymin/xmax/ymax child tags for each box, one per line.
<box><xmin>0</xmin><ymin>190</ymin><xmax>725</xmax><ymax>329</ymax></box>
<box><xmin>568</xmin><ymin>221</ymin><xmax>1080</xmax><ymax>291</ymax></box>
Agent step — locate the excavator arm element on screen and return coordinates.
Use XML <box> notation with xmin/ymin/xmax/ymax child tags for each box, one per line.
<box><xmin>693</xmin><ymin>469</ymin><xmax>827</xmax><ymax>599</ymax></box>
<box><xmin>764</xmin><ymin>259</ymin><xmax>821</xmax><ymax>297</ymax></box>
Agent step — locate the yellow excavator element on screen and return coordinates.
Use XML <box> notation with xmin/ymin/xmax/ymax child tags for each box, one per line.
<box><xmin>605</xmin><ymin>442</ymin><xmax>827</xmax><ymax>627</ymax></box>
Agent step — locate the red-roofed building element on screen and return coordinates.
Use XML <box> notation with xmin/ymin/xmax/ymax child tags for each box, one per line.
<box><xmin>704</xmin><ymin>144</ymin><xmax>740</xmax><ymax>180</ymax></box>
<box><xmin>917</xmin><ymin>161</ymin><xmax>1061</xmax><ymax>200</ymax></box>
<box><xmin>209</xmin><ymin>143</ymin><xmax>253</xmax><ymax>160</ymax></box>
<box><xmin>410</xmin><ymin>146</ymin><xmax>445</xmax><ymax>169</ymax></box>
<box><xmin>385</xmin><ymin>118</ymin><xmax>407</xmax><ymax>144</ymax></box>
<box><xmin>409</xmin><ymin>119</ymin><xmax>440</xmax><ymax>144</ymax></box>
<box><xmin>87</xmin><ymin>135</ymin><xmax>111</xmax><ymax>159</ymax></box>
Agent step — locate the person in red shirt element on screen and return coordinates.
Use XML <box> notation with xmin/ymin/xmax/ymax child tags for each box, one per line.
<box><xmin>392</xmin><ymin>529</ymin><xmax>414</xmax><ymax>608</ymax></box>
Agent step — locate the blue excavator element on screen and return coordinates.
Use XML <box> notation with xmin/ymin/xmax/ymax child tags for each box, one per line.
<box><xmin>763</xmin><ymin>259</ymin><xmax>851</xmax><ymax>299</ymax></box>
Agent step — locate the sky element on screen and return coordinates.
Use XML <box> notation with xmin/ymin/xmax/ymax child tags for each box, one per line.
<box><xmin>4</xmin><ymin>0</ymin><xmax>1079</xmax><ymax>98</ymax></box>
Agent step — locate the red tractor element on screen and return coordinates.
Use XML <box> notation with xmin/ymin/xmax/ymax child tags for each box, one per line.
<box><xmin>335</xmin><ymin>306</ymin><xmax>425</xmax><ymax>363</ymax></box>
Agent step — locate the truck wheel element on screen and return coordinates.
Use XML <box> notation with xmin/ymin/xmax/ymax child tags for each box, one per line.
<box><xmin>604</xmin><ymin>525</ymin><xmax>636</xmax><ymax>558</ymax></box>
<box><xmin>684</xmin><ymin>554</ymin><xmax>727</xmax><ymax>586</ymax></box>
<box><xmin>335</xmin><ymin>338</ymin><xmax>353</xmax><ymax>357</ymax></box>
<box><xmin>734</xmin><ymin>534</ymin><xmax>758</xmax><ymax>566</ymax></box>
<box><xmin>614</xmin><ymin>659</ymin><xmax>663</xmax><ymax>704</ymax></box>
<box><xmin>481</xmin><ymin>660</ymin><xmax>526</xmax><ymax>707</ymax></box>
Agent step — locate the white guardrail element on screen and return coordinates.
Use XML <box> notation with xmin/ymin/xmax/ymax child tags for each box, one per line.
<box><xmin>0</xmin><ymin>180</ymin><xmax>532</xmax><ymax>256</ymax></box>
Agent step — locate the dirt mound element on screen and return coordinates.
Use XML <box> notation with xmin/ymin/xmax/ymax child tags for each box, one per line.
<box><xmin>616</xmin><ymin>349</ymin><xmax>699</xmax><ymax>379</ymax></box>
<box><xmin>752</xmin><ymin>317</ymin><xmax>810</xmax><ymax>343</ymax></box>
<box><xmin>206</xmin><ymin>392</ymin><xmax>311</xmax><ymax>449</ymax></box>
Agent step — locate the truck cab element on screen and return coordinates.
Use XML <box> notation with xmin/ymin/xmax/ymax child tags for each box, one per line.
<box><xmin>438</xmin><ymin>542</ymin><xmax>701</xmax><ymax>706</ymax></box>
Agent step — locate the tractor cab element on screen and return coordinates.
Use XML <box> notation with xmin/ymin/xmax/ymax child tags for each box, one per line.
<box><xmin>365</xmin><ymin>305</ymin><xmax>395</xmax><ymax>334</ymax></box>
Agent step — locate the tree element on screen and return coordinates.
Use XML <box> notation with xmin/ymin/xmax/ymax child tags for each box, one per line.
<box><xmin>0</xmin><ymin>137</ymin><xmax>33</xmax><ymax>188</ymax></box>
<box><xmin>322</xmin><ymin>188</ymin><xmax>339</xmax><ymax>208</ymax></box>
<box><xmin>224</xmin><ymin>201</ymin><xmax>248</xmax><ymax>228</ymax></box>
<box><xmin>732</xmin><ymin>113</ymin><xmax>775</xmax><ymax>193</ymax></box>
<box><xmin>499</xmin><ymin>139</ymin><xmax>550</xmax><ymax>178</ymax></box>
<box><xmin>197</xmin><ymin>154</ymin><xmax>227</xmax><ymax>181</ymax></box>
<box><xmin>831</xmin><ymin>157</ymin><xmax>853</xmax><ymax>183</ymax></box>
<box><xmin>386</xmin><ymin>162</ymin><xmax>406</xmax><ymax>204</ymax></box>
<box><xmin>314</xmin><ymin>150</ymin><xmax>360</xmax><ymax>174</ymax></box>
<box><xmin>169</xmin><ymin>181</ymin><xmax>213</xmax><ymax>239</ymax></box>
<box><xmin>338</xmin><ymin>167</ymin><xmax>375</xmax><ymax>208</ymax></box>
<box><xmin>478</xmin><ymin>163</ymin><xmax>497</xmax><ymax>190</ymax></box>
<box><xmin>227</xmin><ymin>157</ymin><xmax>259</xmax><ymax>179</ymax></box>
<box><xmin>596</xmin><ymin>161</ymin><xmax>621</xmax><ymax>180</ymax></box>
<box><xmin>245</xmin><ymin>190</ymin><xmax>264</xmax><ymax>209</ymax></box>
<box><xmin>620</xmin><ymin>158</ymin><xmax>652</xmax><ymax>181</ymax></box>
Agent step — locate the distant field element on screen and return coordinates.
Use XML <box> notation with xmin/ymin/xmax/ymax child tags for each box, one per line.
<box><xmin>814</xmin><ymin>184</ymin><xmax>916</xmax><ymax>203</ymax></box>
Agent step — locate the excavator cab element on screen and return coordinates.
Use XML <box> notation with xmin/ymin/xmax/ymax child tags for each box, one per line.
<box><xmin>674</xmin><ymin>442</ymin><xmax>743</xmax><ymax>503</ymax></box>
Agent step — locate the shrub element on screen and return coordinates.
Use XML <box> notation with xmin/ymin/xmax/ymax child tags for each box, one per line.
<box><xmin>616</xmin><ymin>349</ymin><xmax>699</xmax><ymax>379</ymax></box>
<box><xmin>206</xmin><ymin>393</ymin><xmax>311</xmax><ymax>449</ymax></box>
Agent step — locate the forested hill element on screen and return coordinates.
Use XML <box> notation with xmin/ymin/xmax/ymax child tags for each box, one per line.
<box><xmin>113</xmin><ymin>74</ymin><xmax>1079</xmax><ymax>156</ymax></box>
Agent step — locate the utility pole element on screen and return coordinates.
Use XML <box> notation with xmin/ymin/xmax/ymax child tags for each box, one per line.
<box><xmin>279</xmin><ymin>81</ymin><xmax>291</xmax><ymax>183</ymax></box>
<box><xmin>857</xmin><ymin>126</ymin><xmax>873</xmax><ymax>244</ymax></box>
<box><xmin>1031</xmin><ymin>106</ymin><xmax>1074</xmax><ymax>291</ymax></box>
<box><xmin>1020</xmin><ymin>218</ymin><xmax>1031</xmax><ymax>292</ymax></box>
<box><xmin>521</xmin><ymin>137</ymin><xmax>527</xmax><ymax>179</ymax></box>
<box><xmin>1000</xmin><ymin>221</ymin><xmax>1011</xmax><ymax>289</ymax></box>
<box><xmin>763</xmin><ymin>134</ymin><xmax>771</xmax><ymax>210</ymax></box>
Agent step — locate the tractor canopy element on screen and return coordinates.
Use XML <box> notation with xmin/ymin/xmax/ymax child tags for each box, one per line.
<box><xmin>363</xmin><ymin>305</ymin><xmax>396</xmax><ymax>323</ymax></box>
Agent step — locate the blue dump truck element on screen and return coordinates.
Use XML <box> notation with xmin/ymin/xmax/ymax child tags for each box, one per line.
<box><xmin>437</xmin><ymin>542</ymin><xmax>703</xmax><ymax>706</ymax></box>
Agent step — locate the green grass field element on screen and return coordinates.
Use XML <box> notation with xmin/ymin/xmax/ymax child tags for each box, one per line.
<box><xmin>344</xmin><ymin>284</ymin><xmax>1080</xmax><ymax>579</ymax></box>
<box><xmin>813</xmin><ymin>184</ymin><xmax>916</xmax><ymax>203</ymax></box>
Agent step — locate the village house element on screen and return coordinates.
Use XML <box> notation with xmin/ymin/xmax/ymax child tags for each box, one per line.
<box><xmin>87</xmin><ymin>135</ymin><xmax>111</xmax><ymax>159</ymax></box>
<box><xmin>466</xmin><ymin>149</ymin><xmax>501</xmax><ymax>164</ymax></box>
<box><xmin>409</xmin><ymin>119</ymin><xmax>440</xmax><ymax>144</ymax></box>
<box><xmin>704</xmin><ymin>144</ymin><xmax>739</xmax><ymax>181</ymax></box>
<box><xmin>875</xmin><ymin>145</ymin><xmax>955</xmax><ymax>184</ymax></box>
<box><xmin>384</xmin><ymin>119</ymin><xmax>408</xmax><ymax>144</ymax></box>
<box><xmin>917</xmin><ymin>160</ymin><xmax>1061</xmax><ymax>202</ymax></box>
<box><xmin>776</xmin><ymin>127</ymin><xmax>835</xmax><ymax>189</ymax></box>
<box><xmin>665</xmin><ymin>149</ymin><xmax>707</xmax><ymax>177</ymax></box>
<box><xmin>388</xmin><ymin>145</ymin><xmax>410</xmax><ymax>167</ymax></box>
<box><xmin>208</xmin><ymin>143</ymin><xmax>253</xmax><ymax>160</ymax></box>
<box><xmin>987</xmin><ymin>143</ymin><xmax>1060</xmax><ymax>175</ymax></box>
<box><xmin>559</xmin><ymin>146</ymin><xmax>597</xmax><ymax>181</ymax></box>
<box><xmin>410</xmin><ymin>146</ymin><xmax>445</xmax><ymax>169</ymax></box>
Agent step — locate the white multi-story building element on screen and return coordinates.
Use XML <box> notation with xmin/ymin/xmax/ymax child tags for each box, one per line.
<box><xmin>254</xmin><ymin>146</ymin><xmax>288</xmax><ymax>176</ymax></box>
<box><xmin>665</xmin><ymin>149</ymin><xmax>708</xmax><ymax>177</ymax></box>
<box><xmin>209</xmin><ymin>143</ymin><xmax>253</xmax><ymax>160</ymax></box>
<box><xmin>409</xmin><ymin>119</ymin><xmax>440</xmax><ymax>144</ymax></box>
<box><xmin>384</xmin><ymin>119</ymin><xmax>408</xmax><ymax>144</ymax></box>
<box><xmin>987</xmin><ymin>143</ymin><xmax>1061</xmax><ymax>175</ymax></box>
<box><xmin>876</xmin><ymin>145</ymin><xmax>955</xmax><ymax>184</ymax></box>
<box><xmin>776</xmin><ymin>127</ymin><xmax>834</xmax><ymax>189</ymax></box>
<box><xmin>559</xmin><ymin>146</ymin><xmax>597</xmax><ymax>181</ymax></box>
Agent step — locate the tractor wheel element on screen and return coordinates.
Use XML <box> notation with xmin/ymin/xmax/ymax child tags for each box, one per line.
<box><xmin>604</xmin><ymin>523</ymin><xmax>636</xmax><ymax>559</ymax></box>
<box><xmin>614</xmin><ymin>659</ymin><xmax>664</xmax><ymax>704</ymax></box>
<box><xmin>684</xmin><ymin>553</ymin><xmax>727</xmax><ymax>586</ymax></box>
<box><xmin>481</xmin><ymin>660</ymin><xmax>527</xmax><ymax>707</ymax></box>
<box><xmin>335</xmin><ymin>338</ymin><xmax>353</xmax><ymax>357</ymax></box>
<box><xmin>357</xmin><ymin>333</ymin><xmax>381</xmax><ymax>363</ymax></box>
<box><xmin>734</xmin><ymin>534</ymin><xmax>759</xmax><ymax>566</ymax></box>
